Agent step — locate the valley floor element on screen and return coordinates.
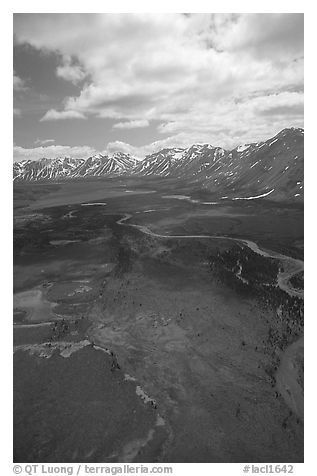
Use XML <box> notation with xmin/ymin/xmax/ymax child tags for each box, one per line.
<box><xmin>13</xmin><ymin>178</ymin><xmax>304</xmax><ymax>463</ymax></box>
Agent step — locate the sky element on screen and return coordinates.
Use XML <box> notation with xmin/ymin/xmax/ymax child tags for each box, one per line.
<box><xmin>13</xmin><ymin>13</ymin><xmax>304</xmax><ymax>162</ymax></box>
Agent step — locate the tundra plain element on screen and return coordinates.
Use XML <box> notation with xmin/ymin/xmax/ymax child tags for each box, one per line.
<box><xmin>13</xmin><ymin>178</ymin><xmax>304</xmax><ymax>463</ymax></box>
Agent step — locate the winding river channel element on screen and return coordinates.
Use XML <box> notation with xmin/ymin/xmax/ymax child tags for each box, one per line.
<box><xmin>117</xmin><ymin>213</ymin><xmax>303</xmax><ymax>299</ymax></box>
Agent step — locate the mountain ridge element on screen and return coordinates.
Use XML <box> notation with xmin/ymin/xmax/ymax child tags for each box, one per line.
<box><xmin>13</xmin><ymin>128</ymin><xmax>304</xmax><ymax>202</ymax></box>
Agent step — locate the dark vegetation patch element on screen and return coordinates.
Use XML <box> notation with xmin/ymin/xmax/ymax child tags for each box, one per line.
<box><xmin>289</xmin><ymin>271</ymin><xmax>304</xmax><ymax>291</ymax></box>
<box><xmin>209</xmin><ymin>246</ymin><xmax>303</xmax><ymax>349</ymax></box>
<box><xmin>13</xmin><ymin>309</ymin><xmax>27</xmax><ymax>324</ymax></box>
<box><xmin>212</xmin><ymin>245</ymin><xmax>279</xmax><ymax>285</ymax></box>
<box><xmin>13</xmin><ymin>204</ymin><xmax>119</xmax><ymax>259</ymax></box>
<box><xmin>295</xmin><ymin>352</ymin><xmax>304</xmax><ymax>390</ymax></box>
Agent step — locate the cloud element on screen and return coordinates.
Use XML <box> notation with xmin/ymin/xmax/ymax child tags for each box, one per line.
<box><xmin>113</xmin><ymin>119</ymin><xmax>149</xmax><ymax>129</ymax></box>
<box><xmin>56</xmin><ymin>56</ymin><xmax>86</xmax><ymax>84</ymax></box>
<box><xmin>40</xmin><ymin>109</ymin><xmax>86</xmax><ymax>121</ymax></box>
<box><xmin>13</xmin><ymin>72</ymin><xmax>27</xmax><ymax>91</ymax></box>
<box><xmin>34</xmin><ymin>138</ymin><xmax>55</xmax><ymax>145</ymax></box>
<box><xmin>106</xmin><ymin>133</ymin><xmax>221</xmax><ymax>158</ymax></box>
<box><xmin>248</xmin><ymin>91</ymin><xmax>304</xmax><ymax>117</ymax></box>
<box><xmin>13</xmin><ymin>144</ymin><xmax>98</xmax><ymax>162</ymax></box>
<box><xmin>106</xmin><ymin>108</ymin><xmax>304</xmax><ymax>158</ymax></box>
<box><xmin>14</xmin><ymin>13</ymin><xmax>304</xmax><ymax>147</ymax></box>
<box><xmin>153</xmin><ymin>91</ymin><xmax>304</xmax><ymax>146</ymax></box>
<box><xmin>209</xmin><ymin>13</ymin><xmax>304</xmax><ymax>60</ymax></box>
<box><xmin>106</xmin><ymin>141</ymin><xmax>143</xmax><ymax>158</ymax></box>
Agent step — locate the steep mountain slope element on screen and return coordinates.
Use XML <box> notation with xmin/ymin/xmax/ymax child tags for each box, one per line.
<box><xmin>133</xmin><ymin>128</ymin><xmax>303</xmax><ymax>201</ymax></box>
<box><xmin>200</xmin><ymin>128</ymin><xmax>304</xmax><ymax>202</ymax></box>
<box><xmin>13</xmin><ymin>153</ymin><xmax>136</xmax><ymax>182</ymax></box>
<box><xmin>13</xmin><ymin>128</ymin><xmax>303</xmax><ymax>202</ymax></box>
<box><xmin>133</xmin><ymin>148</ymin><xmax>185</xmax><ymax>176</ymax></box>
<box><xmin>134</xmin><ymin>145</ymin><xmax>227</xmax><ymax>178</ymax></box>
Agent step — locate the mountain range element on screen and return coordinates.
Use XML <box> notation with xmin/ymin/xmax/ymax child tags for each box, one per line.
<box><xmin>13</xmin><ymin>127</ymin><xmax>304</xmax><ymax>202</ymax></box>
